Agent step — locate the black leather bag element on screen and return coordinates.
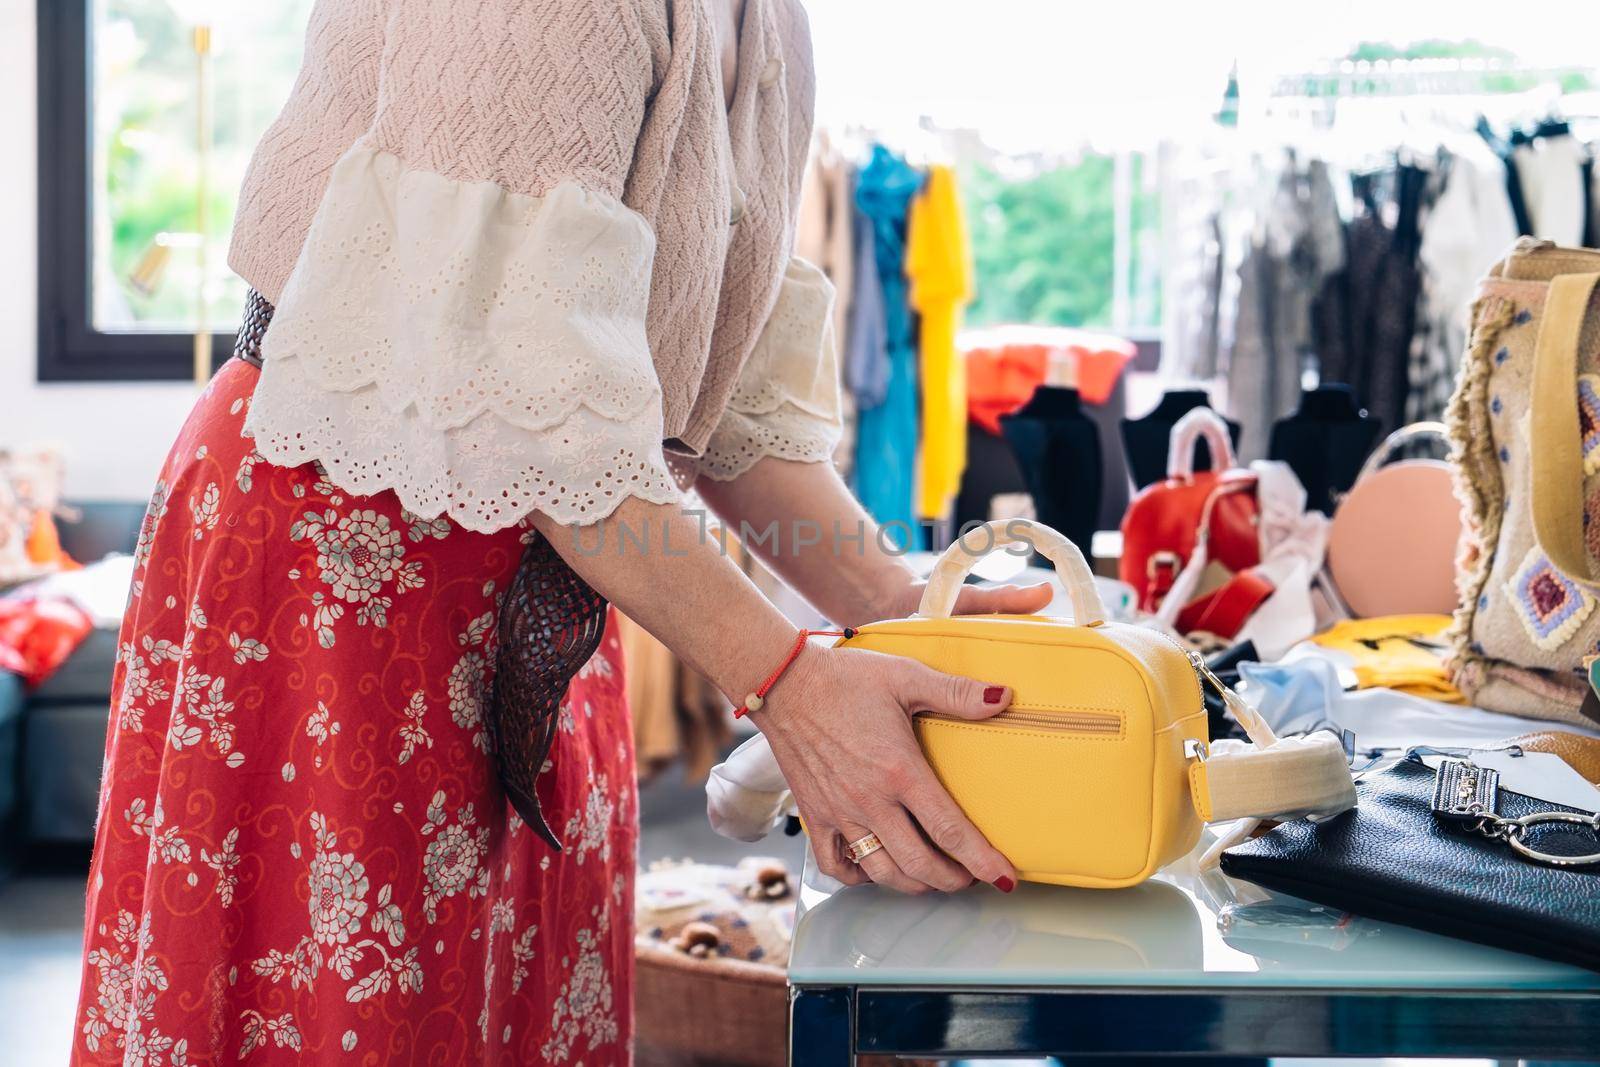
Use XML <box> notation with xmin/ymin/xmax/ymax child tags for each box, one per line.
<box><xmin>1221</xmin><ymin>753</ymin><xmax>1600</xmax><ymax>971</ymax></box>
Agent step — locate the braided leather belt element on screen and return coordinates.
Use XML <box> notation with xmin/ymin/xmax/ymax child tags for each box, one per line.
<box><xmin>233</xmin><ymin>288</ymin><xmax>275</xmax><ymax>368</ymax></box>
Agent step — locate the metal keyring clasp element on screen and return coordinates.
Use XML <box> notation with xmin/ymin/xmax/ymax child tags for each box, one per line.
<box><xmin>1503</xmin><ymin>810</ymin><xmax>1600</xmax><ymax>868</ymax></box>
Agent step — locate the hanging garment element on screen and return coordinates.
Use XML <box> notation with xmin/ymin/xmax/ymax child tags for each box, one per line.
<box><xmin>906</xmin><ymin>164</ymin><xmax>975</xmax><ymax>522</ymax></box>
<box><xmin>796</xmin><ymin>148</ymin><xmax>856</xmax><ymax>352</ymax></box>
<box><xmin>1229</xmin><ymin>243</ymin><xmax>1287</xmax><ymax>460</ymax></box>
<box><xmin>852</xmin><ymin>145</ymin><xmax>924</xmax><ymax>547</ymax></box>
<box><xmin>1319</xmin><ymin>165</ymin><xmax>1426</xmax><ymax>435</ymax></box>
<box><xmin>73</xmin><ymin>361</ymin><xmax>638</xmax><ymax>1064</ymax></box>
<box><xmin>1512</xmin><ymin>133</ymin><xmax>1588</xmax><ymax>246</ymax></box>
<box><xmin>619</xmin><ymin>613</ymin><xmax>731</xmax><ymax>784</ymax></box>
<box><xmin>964</xmin><ymin>328</ymin><xmax>1135</xmax><ymax>434</ymax></box>
<box><xmin>1162</xmin><ymin>153</ymin><xmax>1243</xmax><ymax>384</ymax></box>
<box><xmin>1166</xmin><ymin>214</ymin><xmax>1224</xmax><ymax>382</ymax></box>
<box><xmin>797</xmin><ymin>151</ymin><xmax>859</xmax><ymax>478</ymax></box>
<box><xmin>843</xmin><ymin>191</ymin><xmax>888</xmax><ymax>410</ymax></box>
<box><xmin>1409</xmin><ymin>148</ymin><xmax>1519</xmax><ymax>423</ymax></box>
<box><xmin>1228</xmin><ymin>159</ymin><xmax>1345</xmax><ymax>460</ymax></box>
<box><xmin>1589</xmin><ymin>159</ymin><xmax>1600</xmax><ymax>248</ymax></box>
<box><xmin>621</xmin><ymin>612</ymin><xmax>684</xmax><ymax>780</ymax></box>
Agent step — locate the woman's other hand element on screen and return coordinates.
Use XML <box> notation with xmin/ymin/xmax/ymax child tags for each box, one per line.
<box><xmin>749</xmin><ymin>643</ymin><xmax>1019</xmax><ymax>894</ymax></box>
<box><xmin>878</xmin><ymin>579</ymin><xmax>1054</xmax><ymax>623</ymax></box>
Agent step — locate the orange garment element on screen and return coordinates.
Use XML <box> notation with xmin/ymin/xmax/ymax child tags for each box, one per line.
<box><xmin>25</xmin><ymin>509</ymin><xmax>80</xmax><ymax>571</ymax></box>
<box><xmin>906</xmin><ymin>165</ymin><xmax>974</xmax><ymax>521</ymax></box>
<box><xmin>963</xmin><ymin>327</ymin><xmax>1137</xmax><ymax>435</ymax></box>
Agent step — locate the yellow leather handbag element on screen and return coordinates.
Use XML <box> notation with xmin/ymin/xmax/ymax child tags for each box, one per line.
<box><xmin>835</xmin><ymin>519</ymin><xmax>1355</xmax><ymax>889</ymax></box>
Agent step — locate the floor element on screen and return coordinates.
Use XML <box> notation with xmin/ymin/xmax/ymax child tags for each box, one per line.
<box><xmin>0</xmin><ymin>859</ymin><xmax>87</xmax><ymax>1066</ymax></box>
<box><xmin>0</xmin><ymin>769</ymin><xmax>803</xmax><ymax>1067</ymax></box>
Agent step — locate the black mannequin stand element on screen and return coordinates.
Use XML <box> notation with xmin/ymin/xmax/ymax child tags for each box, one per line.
<box><xmin>1268</xmin><ymin>384</ymin><xmax>1382</xmax><ymax>515</ymax></box>
<box><xmin>1120</xmin><ymin>390</ymin><xmax>1242</xmax><ymax>489</ymax></box>
<box><xmin>1000</xmin><ymin>386</ymin><xmax>1104</xmax><ymax>555</ymax></box>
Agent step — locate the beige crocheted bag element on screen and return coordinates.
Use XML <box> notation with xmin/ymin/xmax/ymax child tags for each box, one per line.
<box><xmin>1448</xmin><ymin>237</ymin><xmax>1600</xmax><ymax>728</ymax></box>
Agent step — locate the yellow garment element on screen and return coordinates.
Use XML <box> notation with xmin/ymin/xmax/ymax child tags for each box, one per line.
<box><xmin>906</xmin><ymin>164</ymin><xmax>973</xmax><ymax>521</ymax></box>
<box><xmin>619</xmin><ymin>611</ymin><xmax>731</xmax><ymax>784</ymax></box>
<box><xmin>1310</xmin><ymin>614</ymin><xmax>1466</xmax><ymax>704</ymax></box>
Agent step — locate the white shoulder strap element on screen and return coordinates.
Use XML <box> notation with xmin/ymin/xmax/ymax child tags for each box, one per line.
<box><xmin>1187</xmin><ymin>660</ymin><xmax>1356</xmax><ymax>866</ymax></box>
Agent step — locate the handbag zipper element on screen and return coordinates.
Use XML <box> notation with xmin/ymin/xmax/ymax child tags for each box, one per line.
<box><xmin>914</xmin><ymin>636</ymin><xmax>1214</xmax><ymax>741</ymax></box>
<box><xmin>917</xmin><ymin>709</ymin><xmax>1122</xmax><ymax>734</ymax></box>
<box><xmin>1146</xmin><ymin>629</ymin><xmax>1209</xmax><ymax>716</ymax></box>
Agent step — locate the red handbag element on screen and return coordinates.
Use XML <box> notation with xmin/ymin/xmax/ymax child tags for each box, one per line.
<box><xmin>1119</xmin><ymin>409</ymin><xmax>1267</xmax><ymax>639</ymax></box>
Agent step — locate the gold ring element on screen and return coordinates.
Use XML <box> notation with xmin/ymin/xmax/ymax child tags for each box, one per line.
<box><xmin>845</xmin><ymin>832</ymin><xmax>883</xmax><ymax>863</ymax></box>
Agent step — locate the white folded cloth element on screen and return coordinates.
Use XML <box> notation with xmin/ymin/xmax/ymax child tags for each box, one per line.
<box><xmin>706</xmin><ymin>732</ymin><xmax>795</xmax><ymax>842</ymax></box>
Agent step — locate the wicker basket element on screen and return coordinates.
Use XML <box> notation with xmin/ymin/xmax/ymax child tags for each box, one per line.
<box><xmin>635</xmin><ymin>940</ymin><xmax>788</xmax><ymax>1067</ymax></box>
<box><xmin>634</xmin><ymin>859</ymin><xmax>937</xmax><ymax>1066</ymax></box>
<box><xmin>635</xmin><ymin>858</ymin><xmax>792</xmax><ymax>1066</ymax></box>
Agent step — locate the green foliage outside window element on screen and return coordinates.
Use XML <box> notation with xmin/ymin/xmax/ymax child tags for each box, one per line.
<box><xmin>94</xmin><ymin>0</ymin><xmax>313</xmax><ymax>332</ymax></box>
<box><xmin>961</xmin><ymin>153</ymin><xmax>1161</xmax><ymax>332</ymax></box>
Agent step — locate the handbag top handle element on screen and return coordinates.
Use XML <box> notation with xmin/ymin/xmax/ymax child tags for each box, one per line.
<box><xmin>1350</xmin><ymin>420</ymin><xmax>1450</xmax><ymax>487</ymax></box>
<box><xmin>1530</xmin><ymin>271</ymin><xmax>1600</xmax><ymax>586</ymax></box>
<box><xmin>1166</xmin><ymin>407</ymin><xmax>1237</xmax><ymax>482</ymax></box>
<box><xmin>918</xmin><ymin>518</ymin><xmax>1109</xmax><ymax>626</ymax></box>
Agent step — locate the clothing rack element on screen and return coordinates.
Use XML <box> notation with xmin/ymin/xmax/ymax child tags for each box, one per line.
<box><xmin>1270</xmin><ymin>58</ymin><xmax>1597</xmax><ymax>101</ymax></box>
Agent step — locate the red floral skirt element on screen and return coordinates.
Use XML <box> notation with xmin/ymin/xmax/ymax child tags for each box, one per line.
<box><xmin>73</xmin><ymin>360</ymin><xmax>638</xmax><ymax>1065</ymax></box>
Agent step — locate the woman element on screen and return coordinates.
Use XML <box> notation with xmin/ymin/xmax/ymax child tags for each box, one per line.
<box><xmin>73</xmin><ymin>1</ymin><xmax>1048</xmax><ymax>1062</ymax></box>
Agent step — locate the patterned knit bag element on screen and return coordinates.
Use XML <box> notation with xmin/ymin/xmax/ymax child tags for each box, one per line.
<box><xmin>1448</xmin><ymin>237</ymin><xmax>1600</xmax><ymax>728</ymax></box>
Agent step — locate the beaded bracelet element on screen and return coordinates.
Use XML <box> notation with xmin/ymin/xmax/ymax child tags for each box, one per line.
<box><xmin>735</xmin><ymin>627</ymin><xmax>858</xmax><ymax>718</ymax></box>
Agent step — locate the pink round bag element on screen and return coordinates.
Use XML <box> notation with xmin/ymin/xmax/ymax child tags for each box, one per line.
<box><xmin>1326</xmin><ymin>422</ymin><xmax>1463</xmax><ymax>618</ymax></box>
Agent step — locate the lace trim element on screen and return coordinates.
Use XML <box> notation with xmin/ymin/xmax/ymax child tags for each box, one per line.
<box><xmin>697</xmin><ymin>258</ymin><xmax>844</xmax><ymax>481</ymax></box>
<box><xmin>244</xmin><ymin>145</ymin><xmax>680</xmax><ymax>531</ymax></box>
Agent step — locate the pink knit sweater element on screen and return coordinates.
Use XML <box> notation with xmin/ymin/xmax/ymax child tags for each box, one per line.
<box><xmin>229</xmin><ymin>0</ymin><xmax>816</xmax><ymax>456</ymax></box>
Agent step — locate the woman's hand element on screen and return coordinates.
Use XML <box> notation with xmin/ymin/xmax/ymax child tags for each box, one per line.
<box><xmin>749</xmin><ymin>643</ymin><xmax>1019</xmax><ymax>895</ymax></box>
<box><xmin>873</xmin><ymin>576</ymin><xmax>1055</xmax><ymax>624</ymax></box>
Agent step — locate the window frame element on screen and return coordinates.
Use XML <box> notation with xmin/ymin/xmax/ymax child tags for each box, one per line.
<box><xmin>36</xmin><ymin>0</ymin><xmax>233</xmax><ymax>383</ymax></box>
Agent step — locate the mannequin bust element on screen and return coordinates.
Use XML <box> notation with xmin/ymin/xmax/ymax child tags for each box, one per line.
<box><xmin>1001</xmin><ymin>386</ymin><xmax>1104</xmax><ymax>555</ymax></box>
<box><xmin>1121</xmin><ymin>390</ymin><xmax>1241</xmax><ymax>488</ymax></box>
<box><xmin>1268</xmin><ymin>384</ymin><xmax>1382</xmax><ymax>515</ymax></box>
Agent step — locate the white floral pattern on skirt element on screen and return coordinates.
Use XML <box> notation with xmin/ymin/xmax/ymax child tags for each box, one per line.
<box><xmin>73</xmin><ymin>361</ymin><xmax>638</xmax><ymax>1065</ymax></box>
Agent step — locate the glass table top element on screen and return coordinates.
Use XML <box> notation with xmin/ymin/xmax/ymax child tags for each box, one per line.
<box><xmin>788</xmin><ymin>838</ymin><xmax>1600</xmax><ymax>992</ymax></box>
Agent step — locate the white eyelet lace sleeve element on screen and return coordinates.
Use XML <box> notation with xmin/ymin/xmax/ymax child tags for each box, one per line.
<box><xmin>244</xmin><ymin>146</ymin><xmax>681</xmax><ymax>532</ymax></box>
<box><xmin>695</xmin><ymin>258</ymin><xmax>844</xmax><ymax>481</ymax></box>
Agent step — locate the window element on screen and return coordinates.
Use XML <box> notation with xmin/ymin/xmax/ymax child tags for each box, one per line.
<box><xmin>962</xmin><ymin>150</ymin><xmax>1162</xmax><ymax>336</ymax></box>
<box><xmin>37</xmin><ymin>1</ymin><xmax>313</xmax><ymax>382</ymax></box>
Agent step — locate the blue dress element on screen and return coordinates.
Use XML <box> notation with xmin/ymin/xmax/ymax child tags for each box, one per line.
<box><xmin>852</xmin><ymin>146</ymin><xmax>924</xmax><ymax>549</ymax></box>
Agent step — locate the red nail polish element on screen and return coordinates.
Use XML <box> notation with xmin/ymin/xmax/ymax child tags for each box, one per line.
<box><xmin>993</xmin><ymin>876</ymin><xmax>1016</xmax><ymax>893</ymax></box>
<box><xmin>983</xmin><ymin>686</ymin><xmax>1006</xmax><ymax>705</ymax></box>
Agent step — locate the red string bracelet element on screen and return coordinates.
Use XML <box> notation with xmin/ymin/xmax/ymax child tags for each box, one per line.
<box><xmin>734</xmin><ymin>627</ymin><xmax>857</xmax><ymax>718</ymax></box>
